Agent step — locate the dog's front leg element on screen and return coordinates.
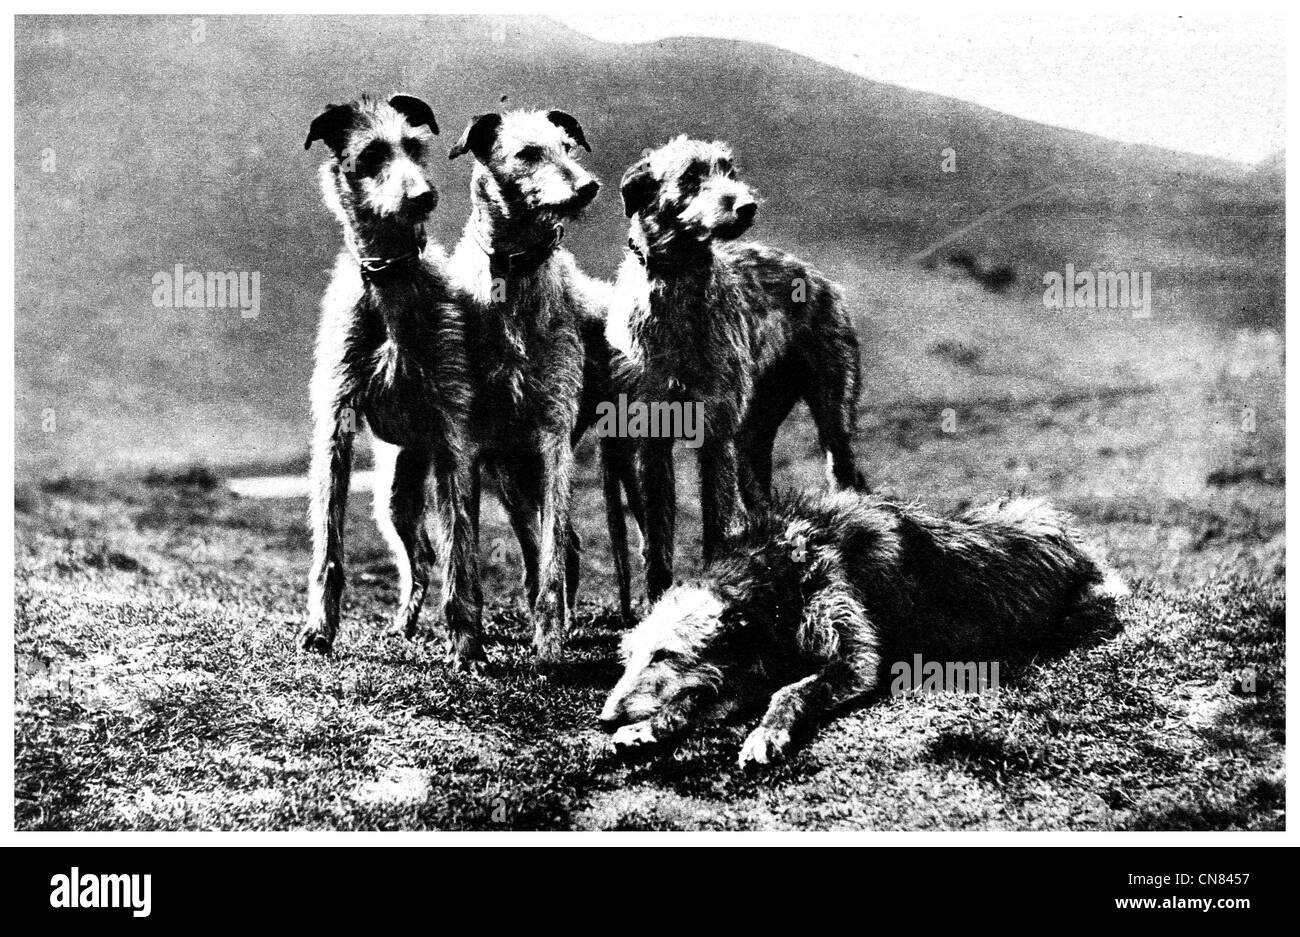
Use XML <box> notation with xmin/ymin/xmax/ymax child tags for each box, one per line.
<box><xmin>739</xmin><ymin>586</ymin><xmax>878</xmax><ymax>767</ymax></box>
<box><xmin>301</xmin><ymin>403</ymin><xmax>355</xmax><ymax>653</ymax></box>
<box><xmin>638</xmin><ymin>437</ymin><xmax>676</xmax><ymax>602</ymax></box>
<box><xmin>533</xmin><ymin>431</ymin><xmax>574</xmax><ymax>660</ymax></box>
<box><xmin>431</xmin><ymin>436</ymin><xmax>485</xmax><ymax>671</ymax></box>
<box><xmin>739</xmin><ymin>658</ymin><xmax>876</xmax><ymax>768</ymax></box>
<box><xmin>699</xmin><ymin>436</ymin><xmax>742</xmax><ymax>567</ymax></box>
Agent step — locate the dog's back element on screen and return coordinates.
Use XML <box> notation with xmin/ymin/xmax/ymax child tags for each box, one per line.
<box><xmin>718</xmin><ymin>241</ymin><xmax>859</xmax><ymax>370</ymax></box>
<box><xmin>788</xmin><ymin>490</ymin><xmax>1123</xmax><ymax>663</ymax></box>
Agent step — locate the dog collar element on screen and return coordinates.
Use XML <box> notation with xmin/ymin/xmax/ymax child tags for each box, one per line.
<box><xmin>627</xmin><ymin>237</ymin><xmax>647</xmax><ymax>266</ymax></box>
<box><xmin>471</xmin><ymin>221</ymin><xmax>565</xmax><ymax>276</ymax></box>
<box><xmin>346</xmin><ymin>227</ymin><xmax>427</xmax><ymax>282</ymax></box>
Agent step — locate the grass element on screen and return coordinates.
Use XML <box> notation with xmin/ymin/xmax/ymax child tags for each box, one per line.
<box><xmin>13</xmin><ymin>14</ymin><xmax>1285</xmax><ymax>832</ymax></box>
<box><xmin>14</xmin><ymin>364</ymin><xmax>1285</xmax><ymax>829</ymax></box>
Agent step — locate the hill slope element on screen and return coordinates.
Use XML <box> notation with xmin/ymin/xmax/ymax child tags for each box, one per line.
<box><xmin>15</xmin><ymin>14</ymin><xmax>1283</xmax><ymax>477</ymax></box>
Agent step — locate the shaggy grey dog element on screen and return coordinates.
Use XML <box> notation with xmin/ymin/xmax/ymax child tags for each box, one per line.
<box><xmin>606</xmin><ymin>136</ymin><xmax>867</xmax><ymax>603</ymax></box>
<box><xmin>599</xmin><ymin>489</ymin><xmax>1126</xmax><ymax>768</ymax></box>
<box><xmin>301</xmin><ymin>95</ymin><xmax>481</xmax><ymax>666</ymax></box>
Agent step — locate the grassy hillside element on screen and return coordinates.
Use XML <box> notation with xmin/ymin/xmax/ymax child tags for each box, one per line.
<box><xmin>15</xmin><ymin>14</ymin><xmax>1282</xmax><ymax>478</ymax></box>
<box><xmin>14</xmin><ymin>15</ymin><xmax>1284</xmax><ymax>830</ymax></box>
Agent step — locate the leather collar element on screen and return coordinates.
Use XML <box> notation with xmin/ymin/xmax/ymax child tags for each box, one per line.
<box><xmin>471</xmin><ymin>220</ymin><xmax>565</xmax><ymax>276</ymax></box>
<box><xmin>345</xmin><ymin>227</ymin><xmax>426</xmax><ymax>282</ymax></box>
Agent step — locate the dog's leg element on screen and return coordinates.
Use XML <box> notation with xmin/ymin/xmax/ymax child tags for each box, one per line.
<box><xmin>373</xmin><ymin>441</ymin><xmax>436</xmax><ymax>641</ymax></box>
<box><xmin>302</xmin><ymin>400</ymin><xmax>355</xmax><ymax>653</ymax></box>
<box><xmin>805</xmin><ymin>335</ymin><xmax>868</xmax><ymax>492</ymax></box>
<box><xmin>699</xmin><ymin>436</ymin><xmax>742</xmax><ymax>566</ymax></box>
<box><xmin>533</xmin><ymin>431</ymin><xmax>574</xmax><ymax>660</ymax></box>
<box><xmin>736</xmin><ymin>374</ymin><xmax>799</xmax><ymax>512</ymax></box>
<box><xmin>639</xmin><ymin>437</ymin><xmax>676</xmax><ymax>602</ymax></box>
<box><xmin>738</xmin><ymin>661</ymin><xmax>875</xmax><ymax>768</ymax></box>
<box><xmin>739</xmin><ymin>586</ymin><xmax>879</xmax><ymax>767</ymax></box>
<box><xmin>498</xmin><ymin>467</ymin><xmax>542</xmax><ymax>611</ymax></box>
<box><xmin>565</xmin><ymin>522</ymin><xmax>582</xmax><ymax>613</ymax></box>
<box><xmin>430</xmin><ymin>435</ymin><xmax>484</xmax><ymax>670</ymax></box>
<box><xmin>601</xmin><ymin>437</ymin><xmax>634</xmax><ymax>623</ymax></box>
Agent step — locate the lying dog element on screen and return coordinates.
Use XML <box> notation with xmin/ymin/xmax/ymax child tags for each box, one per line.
<box><xmin>598</xmin><ymin>489</ymin><xmax>1126</xmax><ymax>768</ymax></box>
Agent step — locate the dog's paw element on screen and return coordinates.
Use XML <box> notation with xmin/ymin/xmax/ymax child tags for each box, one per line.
<box><xmin>444</xmin><ymin>633</ymin><xmax>487</xmax><ymax>675</ymax></box>
<box><xmin>738</xmin><ymin>725</ymin><xmax>791</xmax><ymax>769</ymax></box>
<box><xmin>298</xmin><ymin>623</ymin><xmax>334</xmax><ymax>655</ymax></box>
<box><xmin>385</xmin><ymin>616</ymin><xmax>438</xmax><ymax>646</ymax></box>
<box><xmin>531</xmin><ymin>612</ymin><xmax>569</xmax><ymax>664</ymax></box>
<box><xmin>611</xmin><ymin>721</ymin><xmax>657</xmax><ymax>756</ymax></box>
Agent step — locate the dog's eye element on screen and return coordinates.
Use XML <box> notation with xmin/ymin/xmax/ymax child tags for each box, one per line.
<box><xmin>650</xmin><ymin>649</ymin><xmax>673</xmax><ymax>665</ymax></box>
<box><xmin>402</xmin><ymin>138</ymin><xmax>424</xmax><ymax>160</ymax></box>
<box><xmin>354</xmin><ymin>141</ymin><xmax>390</xmax><ymax>175</ymax></box>
<box><xmin>516</xmin><ymin>145</ymin><xmax>545</xmax><ymax>162</ymax></box>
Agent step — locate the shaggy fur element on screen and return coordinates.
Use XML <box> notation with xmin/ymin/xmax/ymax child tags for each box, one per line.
<box><xmin>606</xmin><ymin>136</ymin><xmax>867</xmax><ymax>602</ymax></box>
<box><xmin>446</xmin><ymin>109</ymin><xmax>640</xmax><ymax>657</ymax></box>
<box><xmin>301</xmin><ymin>95</ymin><xmax>483</xmax><ymax>667</ymax></box>
<box><xmin>599</xmin><ymin>488</ymin><xmax>1127</xmax><ymax>768</ymax></box>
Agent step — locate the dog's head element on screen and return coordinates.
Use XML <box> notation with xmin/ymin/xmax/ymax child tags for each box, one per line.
<box><xmin>598</xmin><ymin>584</ymin><xmax>739</xmax><ymax>731</ymax></box>
<box><xmin>306</xmin><ymin>94</ymin><xmax>441</xmax><ymax>224</ymax></box>
<box><xmin>599</xmin><ymin>513</ymin><xmax>835</xmax><ymax>732</ymax></box>
<box><xmin>449</xmin><ymin>109</ymin><xmax>599</xmax><ymax>221</ymax></box>
<box><xmin>620</xmin><ymin>136</ymin><xmax>757</xmax><ymax>245</ymax></box>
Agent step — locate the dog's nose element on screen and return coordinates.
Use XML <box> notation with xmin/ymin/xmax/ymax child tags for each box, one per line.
<box><xmin>735</xmin><ymin>201</ymin><xmax>756</xmax><ymax>225</ymax></box>
<box><xmin>597</xmin><ymin>712</ymin><xmax>620</xmax><ymax>733</ymax></box>
<box><xmin>576</xmin><ymin>179</ymin><xmax>600</xmax><ymax>204</ymax></box>
<box><xmin>407</xmin><ymin>190</ymin><xmax>435</xmax><ymax>215</ymax></box>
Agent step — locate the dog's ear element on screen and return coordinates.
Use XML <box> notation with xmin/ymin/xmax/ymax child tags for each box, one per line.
<box><xmin>388</xmin><ymin>95</ymin><xmax>438</xmax><ymax>135</ymax></box>
<box><xmin>448</xmin><ymin>113</ymin><xmax>502</xmax><ymax>162</ymax></box>
<box><xmin>546</xmin><ymin>110</ymin><xmax>591</xmax><ymax>152</ymax></box>
<box><xmin>620</xmin><ymin>158</ymin><xmax>658</xmax><ymax>217</ymax></box>
<box><xmin>305</xmin><ymin>103</ymin><xmax>356</xmax><ymax>155</ymax></box>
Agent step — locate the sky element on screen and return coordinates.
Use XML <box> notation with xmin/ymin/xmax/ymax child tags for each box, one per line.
<box><xmin>558</xmin><ymin>14</ymin><xmax>1285</xmax><ymax>165</ymax></box>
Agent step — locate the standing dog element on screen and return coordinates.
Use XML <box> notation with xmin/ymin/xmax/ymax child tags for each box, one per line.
<box><xmin>599</xmin><ymin>489</ymin><xmax>1126</xmax><ymax>768</ymax></box>
<box><xmin>447</xmin><ymin>108</ymin><xmax>622</xmax><ymax>659</ymax></box>
<box><xmin>607</xmin><ymin>136</ymin><xmax>868</xmax><ymax>602</ymax></box>
<box><xmin>302</xmin><ymin>95</ymin><xmax>484</xmax><ymax>668</ymax></box>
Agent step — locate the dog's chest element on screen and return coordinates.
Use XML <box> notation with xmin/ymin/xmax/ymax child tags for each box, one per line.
<box><xmin>629</xmin><ymin>273</ymin><xmax>755</xmax><ymax>406</ymax></box>
<box><xmin>468</xmin><ymin>277</ymin><xmax>582</xmax><ymax>438</ymax></box>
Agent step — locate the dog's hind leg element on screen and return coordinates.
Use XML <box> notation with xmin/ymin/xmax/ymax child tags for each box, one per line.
<box><xmin>430</xmin><ymin>436</ymin><xmax>484</xmax><ymax>670</ymax></box>
<box><xmin>565</xmin><ymin>522</ymin><xmax>582</xmax><ymax>613</ymax></box>
<box><xmin>639</xmin><ymin>437</ymin><xmax>676</xmax><ymax>602</ymax></box>
<box><xmin>804</xmin><ymin>327</ymin><xmax>869</xmax><ymax>492</ymax></box>
<box><xmin>497</xmin><ymin>467</ymin><xmax>542</xmax><ymax>611</ymax></box>
<box><xmin>737</xmin><ymin>371</ymin><xmax>800</xmax><ymax>512</ymax></box>
<box><xmin>301</xmin><ymin>398</ymin><xmax>355</xmax><ymax>653</ymax></box>
<box><xmin>699</xmin><ymin>436</ymin><xmax>742</xmax><ymax>566</ymax></box>
<box><xmin>372</xmin><ymin>441</ymin><xmax>436</xmax><ymax>641</ymax></box>
<box><xmin>601</xmin><ymin>438</ymin><xmax>635</xmax><ymax>623</ymax></box>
